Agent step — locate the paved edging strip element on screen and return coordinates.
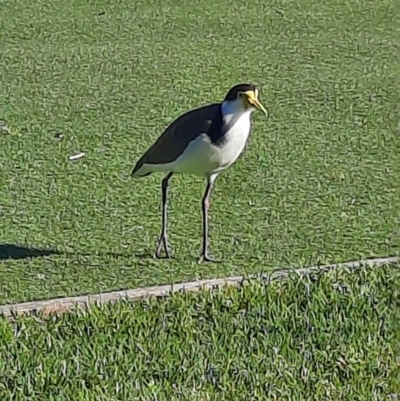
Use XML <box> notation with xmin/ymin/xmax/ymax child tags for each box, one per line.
<box><xmin>0</xmin><ymin>256</ymin><xmax>398</xmax><ymax>318</ymax></box>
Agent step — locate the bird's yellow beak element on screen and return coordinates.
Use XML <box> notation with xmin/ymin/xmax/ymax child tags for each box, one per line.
<box><xmin>244</xmin><ymin>90</ymin><xmax>268</xmax><ymax>116</ymax></box>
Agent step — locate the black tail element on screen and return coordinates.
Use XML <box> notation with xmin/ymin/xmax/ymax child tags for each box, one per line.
<box><xmin>131</xmin><ymin>160</ymin><xmax>151</xmax><ymax>178</ymax></box>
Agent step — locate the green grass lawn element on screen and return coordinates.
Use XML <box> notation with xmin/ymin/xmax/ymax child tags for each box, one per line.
<box><xmin>1</xmin><ymin>0</ymin><xmax>399</xmax><ymax>303</ymax></box>
<box><xmin>0</xmin><ymin>265</ymin><xmax>398</xmax><ymax>400</ymax></box>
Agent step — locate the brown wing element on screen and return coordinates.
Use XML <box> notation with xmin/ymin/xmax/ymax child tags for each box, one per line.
<box><xmin>131</xmin><ymin>103</ymin><xmax>220</xmax><ymax>175</ymax></box>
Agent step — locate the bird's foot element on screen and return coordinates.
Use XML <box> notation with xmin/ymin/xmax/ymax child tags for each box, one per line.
<box><xmin>198</xmin><ymin>254</ymin><xmax>217</xmax><ymax>263</ymax></box>
<box><xmin>154</xmin><ymin>236</ymin><xmax>171</xmax><ymax>259</ymax></box>
<box><xmin>153</xmin><ymin>251</ymin><xmax>171</xmax><ymax>259</ymax></box>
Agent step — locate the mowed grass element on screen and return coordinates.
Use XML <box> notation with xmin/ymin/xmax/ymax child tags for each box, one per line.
<box><xmin>0</xmin><ymin>265</ymin><xmax>398</xmax><ymax>400</ymax></box>
<box><xmin>0</xmin><ymin>0</ymin><xmax>399</xmax><ymax>303</ymax></box>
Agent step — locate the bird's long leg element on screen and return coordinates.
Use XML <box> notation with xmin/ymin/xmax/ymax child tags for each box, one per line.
<box><xmin>155</xmin><ymin>172</ymin><xmax>173</xmax><ymax>259</ymax></box>
<box><xmin>199</xmin><ymin>174</ymin><xmax>218</xmax><ymax>263</ymax></box>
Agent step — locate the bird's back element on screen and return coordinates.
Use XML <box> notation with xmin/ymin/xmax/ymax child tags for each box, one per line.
<box><xmin>131</xmin><ymin>103</ymin><xmax>222</xmax><ymax>176</ymax></box>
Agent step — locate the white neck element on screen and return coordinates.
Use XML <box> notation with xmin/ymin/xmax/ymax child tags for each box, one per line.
<box><xmin>221</xmin><ymin>99</ymin><xmax>254</xmax><ymax>128</ymax></box>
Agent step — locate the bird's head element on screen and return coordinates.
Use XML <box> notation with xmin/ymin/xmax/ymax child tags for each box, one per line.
<box><xmin>223</xmin><ymin>83</ymin><xmax>268</xmax><ymax>116</ymax></box>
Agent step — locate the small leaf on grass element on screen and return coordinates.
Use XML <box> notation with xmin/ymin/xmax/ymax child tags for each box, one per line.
<box><xmin>69</xmin><ymin>152</ymin><xmax>86</xmax><ymax>161</ymax></box>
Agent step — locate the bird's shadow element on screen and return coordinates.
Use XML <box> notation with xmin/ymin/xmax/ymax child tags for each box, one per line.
<box><xmin>0</xmin><ymin>243</ymin><xmax>152</xmax><ymax>261</ymax></box>
<box><xmin>0</xmin><ymin>243</ymin><xmax>222</xmax><ymax>264</ymax></box>
<box><xmin>0</xmin><ymin>243</ymin><xmax>61</xmax><ymax>261</ymax></box>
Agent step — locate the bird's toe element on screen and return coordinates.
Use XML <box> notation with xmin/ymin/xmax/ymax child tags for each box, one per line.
<box><xmin>198</xmin><ymin>254</ymin><xmax>218</xmax><ymax>264</ymax></box>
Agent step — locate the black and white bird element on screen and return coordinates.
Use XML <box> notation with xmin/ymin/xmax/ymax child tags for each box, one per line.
<box><xmin>131</xmin><ymin>83</ymin><xmax>268</xmax><ymax>263</ymax></box>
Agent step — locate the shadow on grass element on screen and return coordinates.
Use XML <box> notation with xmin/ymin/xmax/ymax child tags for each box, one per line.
<box><xmin>0</xmin><ymin>244</ymin><xmax>154</xmax><ymax>261</ymax></box>
<box><xmin>0</xmin><ymin>244</ymin><xmax>61</xmax><ymax>261</ymax></box>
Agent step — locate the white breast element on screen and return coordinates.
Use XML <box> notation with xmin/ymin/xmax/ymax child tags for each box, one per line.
<box><xmin>211</xmin><ymin>111</ymin><xmax>252</xmax><ymax>171</ymax></box>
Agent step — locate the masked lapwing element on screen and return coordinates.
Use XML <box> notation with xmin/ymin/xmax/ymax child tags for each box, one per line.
<box><xmin>131</xmin><ymin>83</ymin><xmax>268</xmax><ymax>263</ymax></box>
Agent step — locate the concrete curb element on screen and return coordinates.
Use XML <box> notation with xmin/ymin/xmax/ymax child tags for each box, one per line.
<box><xmin>0</xmin><ymin>256</ymin><xmax>398</xmax><ymax>318</ymax></box>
